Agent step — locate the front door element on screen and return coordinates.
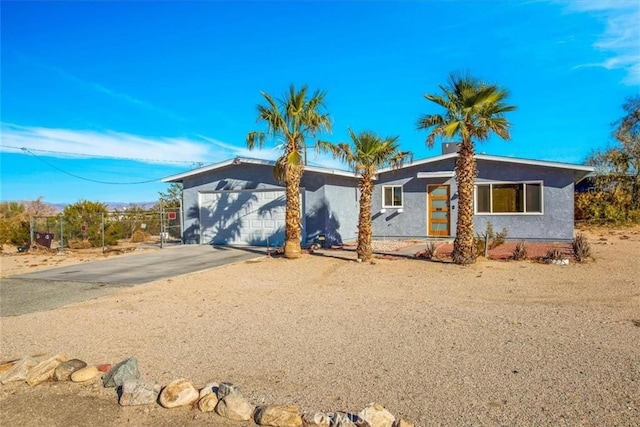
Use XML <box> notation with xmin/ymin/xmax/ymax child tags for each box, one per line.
<box><xmin>428</xmin><ymin>185</ymin><xmax>450</xmax><ymax>236</ymax></box>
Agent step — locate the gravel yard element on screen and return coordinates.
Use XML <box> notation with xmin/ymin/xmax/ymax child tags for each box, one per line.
<box><xmin>0</xmin><ymin>228</ymin><xmax>639</xmax><ymax>426</ymax></box>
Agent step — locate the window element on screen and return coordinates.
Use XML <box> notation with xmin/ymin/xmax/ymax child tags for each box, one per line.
<box><xmin>475</xmin><ymin>182</ymin><xmax>542</xmax><ymax>214</ymax></box>
<box><xmin>382</xmin><ymin>185</ymin><xmax>403</xmax><ymax>208</ymax></box>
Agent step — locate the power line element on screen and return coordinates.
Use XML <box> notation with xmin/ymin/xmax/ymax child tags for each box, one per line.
<box><xmin>1</xmin><ymin>144</ymin><xmax>200</xmax><ymax>164</ymax></box>
<box><xmin>18</xmin><ymin>147</ymin><xmax>168</xmax><ymax>185</ymax></box>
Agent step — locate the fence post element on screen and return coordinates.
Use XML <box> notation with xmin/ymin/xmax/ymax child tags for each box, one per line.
<box><xmin>60</xmin><ymin>215</ymin><xmax>64</xmax><ymax>252</ymax></box>
<box><xmin>160</xmin><ymin>206</ymin><xmax>164</xmax><ymax>249</ymax></box>
<box><xmin>30</xmin><ymin>216</ymin><xmax>35</xmax><ymax>248</ymax></box>
<box><xmin>102</xmin><ymin>212</ymin><xmax>105</xmax><ymax>253</ymax></box>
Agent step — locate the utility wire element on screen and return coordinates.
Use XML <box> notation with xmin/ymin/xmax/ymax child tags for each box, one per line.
<box><xmin>1</xmin><ymin>144</ymin><xmax>200</xmax><ymax>164</ymax></box>
<box><xmin>18</xmin><ymin>147</ymin><xmax>168</xmax><ymax>185</ymax></box>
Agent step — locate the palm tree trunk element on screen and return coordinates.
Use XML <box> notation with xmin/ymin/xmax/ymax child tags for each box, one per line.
<box><xmin>283</xmin><ymin>163</ymin><xmax>304</xmax><ymax>259</ymax></box>
<box><xmin>452</xmin><ymin>139</ymin><xmax>477</xmax><ymax>264</ymax></box>
<box><xmin>357</xmin><ymin>171</ymin><xmax>374</xmax><ymax>261</ymax></box>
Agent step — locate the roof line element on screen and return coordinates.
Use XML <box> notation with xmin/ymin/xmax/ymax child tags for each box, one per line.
<box><xmin>162</xmin><ymin>157</ymin><xmax>358</xmax><ymax>182</ymax></box>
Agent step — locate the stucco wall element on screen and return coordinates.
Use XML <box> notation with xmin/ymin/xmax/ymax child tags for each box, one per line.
<box><xmin>474</xmin><ymin>161</ymin><xmax>575</xmax><ymax>241</ymax></box>
<box><xmin>371</xmin><ymin>158</ymin><xmax>576</xmax><ymax>241</ymax></box>
<box><xmin>180</xmin><ymin>163</ymin><xmax>359</xmax><ymax>245</ymax></box>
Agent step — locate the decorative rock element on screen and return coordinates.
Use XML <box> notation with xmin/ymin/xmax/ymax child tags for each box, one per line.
<box><xmin>255</xmin><ymin>405</ymin><xmax>303</xmax><ymax>427</ymax></box>
<box><xmin>394</xmin><ymin>420</ymin><xmax>414</xmax><ymax>427</ymax></box>
<box><xmin>302</xmin><ymin>412</ymin><xmax>331</xmax><ymax>427</ymax></box>
<box><xmin>0</xmin><ymin>357</ymin><xmax>38</xmax><ymax>384</ymax></box>
<box><xmin>215</xmin><ymin>394</ymin><xmax>255</xmax><ymax>421</ymax></box>
<box><xmin>199</xmin><ymin>382</ymin><xmax>219</xmax><ymax>398</ymax></box>
<box><xmin>103</xmin><ymin>357</ymin><xmax>140</xmax><ymax>388</ymax></box>
<box><xmin>96</xmin><ymin>364</ymin><xmax>112</xmax><ymax>372</ymax></box>
<box><xmin>158</xmin><ymin>379</ymin><xmax>199</xmax><ymax>408</ymax></box>
<box><xmin>54</xmin><ymin>359</ymin><xmax>87</xmax><ymax>381</ymax></box>
<box><xmin>26</xmin><ymin>355</ymin><xmax>67</xmax><ymax>386</ymax></box>
<box><xmin>71</xmin><ymin>365</ymin><xmax>101</xmax><ymax>382</ymax></box>
<box><xmin>216</xmin><ymin>381</ymin><xmax>242</xmax><ymax>399</ymax></box>
<box><xmin>329</xmin><ymin>412</ymin><xmax>370</xmax><ymax>427</ymax></box>
<box><xmin>359</xmin><ymin>404</ymin><xmax>395</xmax><ymax>427</ymax></box>
<box><xmin>198</xmin><ymin>392</ymin><xmax>219</xmax><ymax>412</ymax></box>
<box><xmin>119</xmin><ymin>379</ymin><xmax>162</xmax><ymax>406</ymax></box>
<box><xmin>0</xmin><ymin>360</ymin><xmax>17</xmax><ymax>376</ymax></box>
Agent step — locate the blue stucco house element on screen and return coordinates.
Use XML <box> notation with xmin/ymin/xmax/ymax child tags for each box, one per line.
<box><xmin>162</xmin><ymin>148</ymin><xmax>593</xmax><ymax>247</ymax></box>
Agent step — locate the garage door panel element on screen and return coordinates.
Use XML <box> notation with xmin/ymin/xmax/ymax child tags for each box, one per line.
<box><xmin>200</xmin><ymin>190</ymin><xmax>287</xmax><ymax>246</ymax></box>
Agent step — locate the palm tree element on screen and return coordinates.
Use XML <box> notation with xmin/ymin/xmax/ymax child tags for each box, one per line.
<box><xmin>319</xmin><ymin>129</ymin><xmax>412</xmax><ymax>261</ymax></box>
<box><xmin>417</xmin><ymin>73</ymin><xmax>516</xmax><ymax>264</ymax></box>
<box><xmin>247</xmin><ymin>85</ymin><xmax>331</xmax><ymax>259</ymax></box>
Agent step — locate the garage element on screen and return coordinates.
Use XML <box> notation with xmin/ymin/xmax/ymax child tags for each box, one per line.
<box><xmin>199</xmin><ymin>189</ymin><xmax>286</xmax><ymax>246</ymax></box>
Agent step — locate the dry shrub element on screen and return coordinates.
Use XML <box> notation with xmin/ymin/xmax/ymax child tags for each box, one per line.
<box><xmin>512</xmin><ymin>240</ymin><xmax>528</xmax><ymax>260</ymax></box>
<box><xmin>545</xmin><ymin>247</ymin><xmax>565</xmax><ymax>261</ymax></box>
<box><xmin>572</xmin><ymin>233</ymin><xmax>592</xmax><ymax>262</ymax></box>
<box><xmin>68</xmin><ymin>239</ymin><xmax>92</xmax><ymax>249</ymax></box>
<box><xmin>130</xmin><ymin>230</ymin><xmax>149</xmax><ymax>243</ymax></box>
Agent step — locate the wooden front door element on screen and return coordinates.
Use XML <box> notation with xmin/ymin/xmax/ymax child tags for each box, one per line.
<box><xmin>428</xmin><ymin>185</ymin><xmax>450</xmax><ymax>236</ymax></box>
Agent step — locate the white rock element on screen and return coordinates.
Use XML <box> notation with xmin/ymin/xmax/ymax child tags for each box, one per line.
<box><xmin>303</xmin><ymin>412</ymin><xmax>331</xmax><ymax>427</ymax></box>
<box><xmin>0</xmin><ymin>357</ymin><xmax>38</xmax><ymax>384</ymax></box>
<box><xmin>71</xmin><ymin>366</ymin><xmax>101</xmax><ymax>382</ymax></box>
<box><xmin>158</xmin><ymin>379</ymin><xmax>199</xmax><ymax>408</ymax></box>
<box><xmin>359</xmin><ymin>403</ymin><xmax>395</xmax><ymax>427</ymax></box>
<box><xmin>198</xmin><ymin>392</ymin><xmax>218</xmax><ymax>412</ymax></box>
<box><xmin>255</xmin><ymin>405</ymin><xmax>302</xmax><ymax>427</ymax></box>
<box><xmin>26</xmin><ymin>355</ymin><xmax>67</xmax><ymax>386</ymax></box>
<box><xmin>215</xmin><ymin>394</ymin><xmax>255</xmax><ymax>421</ymax></box>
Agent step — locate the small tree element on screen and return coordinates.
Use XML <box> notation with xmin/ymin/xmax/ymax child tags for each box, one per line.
<box><xmin>159</xmin><ymin>183</ymin><xmax>183</xmax><ymax>208</ymax></box>
<box><xmin>62</xmin><ymin>200</ymin><xmax>115</xmax><ymax>247</ymax></box>
<box><xmin>583</xmin><ymin>95</ymin><xmax>640</xmax><ymax>224</ymax></box>
<box><xmin>319</xmin><ymin>129</ymin><xmax>412</xmax><ymax>261</ymax></box>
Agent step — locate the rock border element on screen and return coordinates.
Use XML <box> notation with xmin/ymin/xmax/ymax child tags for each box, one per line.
<box><xmin>0</xmin><ymin>354</ymin><xmax>416</xmax><ymax>427</ymax></box>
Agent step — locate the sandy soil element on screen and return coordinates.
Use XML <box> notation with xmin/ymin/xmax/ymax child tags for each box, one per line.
<box><xmin>0</xmin><ymin>228</ymin><xmax>639</xmax><ymax>426</ymax></box>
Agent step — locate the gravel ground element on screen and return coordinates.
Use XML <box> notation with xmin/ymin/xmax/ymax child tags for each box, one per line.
<box><xmin>0</xmin><ymin>228</ymin><xmax>639</xmax><ymax>426</ymax></box>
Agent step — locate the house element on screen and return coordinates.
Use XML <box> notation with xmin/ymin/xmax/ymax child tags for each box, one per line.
<box><xmin>162</xmin><ymin>147</ymin><xmax>594</xmax><ymax>246</ymax></box>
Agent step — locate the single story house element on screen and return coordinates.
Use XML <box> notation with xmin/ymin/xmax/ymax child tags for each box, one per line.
<box><xmin>162</xmin><ymin>146</ymin><xmax>593</xmax><ymax>246</ymax></box>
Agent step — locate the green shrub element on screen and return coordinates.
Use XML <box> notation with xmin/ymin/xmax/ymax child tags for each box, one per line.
<box><xmin>475</xmin><ymin>222</ymin><xmax>508</xmax><ymax>256</ymax></box>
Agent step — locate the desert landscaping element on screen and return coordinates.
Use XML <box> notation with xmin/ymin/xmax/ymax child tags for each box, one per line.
<box><xmin>0</xmin><ymin>227</ymin><xmax>639</xmax><ymax>426</ymax></box>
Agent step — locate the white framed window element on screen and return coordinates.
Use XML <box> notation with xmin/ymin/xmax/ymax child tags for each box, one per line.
<box><xmin>382</xmin><ymin>185</ymin><xmax>403</xmax><ymax>208</ymax></box>
<box><xmin>475</xmin><ymin>181</ymin><xmax>543</xmax><ymax>214</ymax></box>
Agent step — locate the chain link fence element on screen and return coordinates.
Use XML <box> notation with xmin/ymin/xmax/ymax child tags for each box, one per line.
<box><xmin>30</xmin><ymin>207</ymin><xmax>182</xmax><ymax>252</ymax></box>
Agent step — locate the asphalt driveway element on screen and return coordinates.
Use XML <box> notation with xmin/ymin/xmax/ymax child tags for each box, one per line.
<box><xmin>1</xmin><ymin>245</ymin><xmax>265</xmax><ymax>317</ymax></box>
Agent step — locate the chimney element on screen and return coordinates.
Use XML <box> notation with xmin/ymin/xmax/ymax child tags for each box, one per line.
<box><xmin>442</xmin><ymin>142</ymin><xmax>460</xmax><ymax>155</ymax></box>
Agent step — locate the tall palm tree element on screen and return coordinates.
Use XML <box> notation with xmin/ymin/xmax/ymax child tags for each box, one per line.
<box><xmin>417</xmin><ymin>73</ymin><xmax>516</xmax><ymax>264</ymax></box>
<box><xmin>247</xmin><ymin>85</ymin><xmax>331</xmax><ymax>259</ymax></box>
<box><xmin>319</xmin><ymin>129</ymin><xmax>412</xmax><ymax>261</ymax></box>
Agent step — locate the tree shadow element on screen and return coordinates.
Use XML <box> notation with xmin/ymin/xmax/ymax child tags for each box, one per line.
<box><xmin>305</xmin><ymin>198</ymin><xmax>343</xmax><ymax>247</ymax></box>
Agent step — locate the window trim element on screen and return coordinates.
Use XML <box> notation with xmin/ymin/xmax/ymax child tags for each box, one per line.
<box><xmin>382</xmin><ymin>185</ymin><xmax>404</xmax><ymax>208</ymax></box>
<box><xmin>474</xmin><ymin>181</ymin><xmax>544</xmax><ymax>215</ymax></box>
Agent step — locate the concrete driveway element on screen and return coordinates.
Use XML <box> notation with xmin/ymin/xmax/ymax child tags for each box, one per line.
<box><xmin>0</xmin><ymin>245</ymin><xmax>265</xmax><ymax>317</ymax></box>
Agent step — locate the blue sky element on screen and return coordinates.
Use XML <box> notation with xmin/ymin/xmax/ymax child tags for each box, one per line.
<box><xmin>1</xmin><ymin>0</ymin><xmax>638</xmax><ymax>204</ymax></box>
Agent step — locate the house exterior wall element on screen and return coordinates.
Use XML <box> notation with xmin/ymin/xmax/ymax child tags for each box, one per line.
<box><xmin>372</xmin><ymin>158</ymin><xmax>576</xmax><ymax>241</ymax></box>
<box><xmin>474</xmin><ymin>161</ymin><xmax>575</xmax><ymax>241</ymax></box>
<box><xmin>180</xmin><ymin>163</ymin><xmax>358</xmax><ymax>245</ymax></box>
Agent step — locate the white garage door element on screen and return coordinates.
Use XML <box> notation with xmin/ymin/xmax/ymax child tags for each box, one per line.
<box><xmin>199</xmin><ymin>190</ymin><xmax>286</xmax><ymax>246</ymax></box>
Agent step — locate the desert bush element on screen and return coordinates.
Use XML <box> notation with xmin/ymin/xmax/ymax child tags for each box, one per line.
<box><xmin>545</xmin><ymin>247</ymin><xmax>565</xmax><ymax>261</ymax></box>
<box><xmin>68</xmin><ymin>239</ymin><xmax>93</xmax><ymax>249</ymax></box>
<box><xmin>130</xmin><ymin>229</ymin><xmax>149</xmax><ymax>243</ymax></box>
<box><xmin>423</xmin><ymin>241</ymin><xmax>438</xmax><ymax>260</ymax></box>
<box><xmin>572</xmin><ymin>233</ymin><xmax>592</xmax><ymax>262</ymax></box>
<box><xmin>512</xmin><ymin>240</ymin><xmax>528</xmax><ymax>260</ymax></box>
<box><xmin>475</xmin><ymin>222</ymin><xmax>508</xmax><ymax>256</ymax></box>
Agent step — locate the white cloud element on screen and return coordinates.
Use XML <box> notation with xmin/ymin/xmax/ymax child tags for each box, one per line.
<box><xmin>0</xmin><ymin>123</ymin><xmax>350</xmax><ymax>171</ymax></box>
<box><xmin>1</xmin><ymin>123</ymin><xmax>215</xmax><ymax>165</ymax></box>
<box><xmin>561</xmin><ymin>0</ymin><xmax>640</xmax><ymax>85</ymax></box>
